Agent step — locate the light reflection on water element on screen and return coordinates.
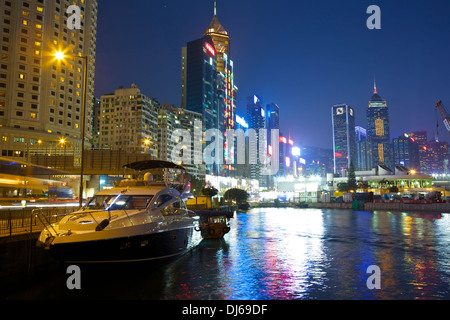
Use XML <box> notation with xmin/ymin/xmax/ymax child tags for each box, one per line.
<box><xmin>4</xmin><ymin>208</ymin><xmax>450</xmax><ymax>300</ymax></box>
<box><xmin>161</xmin><ymin>208</ymin><xmax>450</xmax><ymax>300</ymax></box>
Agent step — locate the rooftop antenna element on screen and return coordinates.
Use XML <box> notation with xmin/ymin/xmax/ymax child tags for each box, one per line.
<box><xmin>214</xmin><ymin>1</ymin><xmax>217</xmax><ymax>16</ymax></box>
<box><xmin>373</xmin><ymin>75</ymin><xmax>377</xmax><ymax>94</ymax></box>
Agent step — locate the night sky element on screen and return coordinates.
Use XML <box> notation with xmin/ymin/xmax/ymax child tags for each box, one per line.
<box><xmin>93</xmin><ymin>0</ymin><xmax>450</xmax><ymax>150</ymax></box>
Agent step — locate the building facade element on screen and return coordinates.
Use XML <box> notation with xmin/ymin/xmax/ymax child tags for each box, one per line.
<box><xmin>409</xmin><ymin>131</ymin><xmax>428</xmax><ymax>172</ymax></box>
<box><xmin>422</xmin><ymin>141</ymin><xmax>448</xmax><ymax>174</ymax></box>
<box><xmin>332</xmin><ymin>104</ymin><xmax>356</xmax><ymax>175</ymax></box>
<box><xmin>355</xmin><ymin>126</ymin><xmax>372</xmax><ymax>171</ymax></box>
<box><xmin>99</xmin><ymin>84</ymin><xmax>158</xmax><ymax>158</ymax></box>
<box><xmin>392</xmin><ymin>134</ymin><xmax>420</xmax><ymax>171</ymax></box>
<box><xmin>157</xmin><ymin>103</ymin><xmax>205</xmax><ymax>179</ymax></box>
<box><xmin>0</xmin><ymin>0</ymin><xmax>98</xmax><ymax>164</ymax></box>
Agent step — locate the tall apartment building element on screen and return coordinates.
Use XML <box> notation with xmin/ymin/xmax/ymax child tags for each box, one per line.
<box><xmin>99</xmin><ymin>84</ymin><xmax>158</xmax><ymax>158</ymax></box>
<box><xmin>0</xmin><ymin>0</ymin><xmax>98</xmax><ymax>163</ymax></box>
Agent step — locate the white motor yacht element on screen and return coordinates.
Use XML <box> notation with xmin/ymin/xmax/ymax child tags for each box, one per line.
<box><xmin>36</xmin><ymin>160</ymin><xmax>202</xmax><ymax>263</ymax></box>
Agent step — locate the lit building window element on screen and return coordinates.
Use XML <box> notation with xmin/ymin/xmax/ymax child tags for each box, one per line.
<box><xmin>378</xmin><ymin>144</ymin><xmax>384</xmax><ymax>163</ymax></box>
<box><xmin>375</xmin><ymin>118</ymin><xmax>384</xmax><ymax>136</ymax></box>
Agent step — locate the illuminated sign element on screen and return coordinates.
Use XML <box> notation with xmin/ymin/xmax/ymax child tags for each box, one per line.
<box><xmin>268</xmin><ymin>145</ymin><xmax>273</xmax><ymax>156</ymax></box>
<box><xmin>261</xmin><ymin>108</ymin><xmax>265</xmax><ymax>117</ymax></box>
<box><xmin>288</xmin><ymin>139</ymin><xmax>293</xmax><ymax>146</ymax></box>
<box><xmin>335</xmin><ymin>152</ymin><xmax>343</xmax><ymax>158</ymax></box>
<box><xmin>236</xmin><ymin>115</ymin><xmax>248</xmax><ymax>128</ymax></box>
<box><xmin>292</xmin><ymin>147</ymin><xmax>300</xmax><ymax>157</ymax></box>
<box><xmin>280</xmin><ymin>137</ymin><xmax>287</xmax><ymax>144</ymax></box>
<box><xmin>300</xmin><ymin>158</ymin><xmax>306</xmax><ymax>165</ymax></box>
<box><xmin>286</xmin><ymin>157</ymin><xmax>291</xmax><ymax>168</ymax></box>
<box><xmin>204</xmin><ymin>42</ymin><xmax>215</xmax><ymax>56</ymax></box>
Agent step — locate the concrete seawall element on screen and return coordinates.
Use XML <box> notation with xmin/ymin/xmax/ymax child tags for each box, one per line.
<box><xmin>0</xmin><ymin>233</ymin><xmax>59</xmax><ymax>285</ymax></box>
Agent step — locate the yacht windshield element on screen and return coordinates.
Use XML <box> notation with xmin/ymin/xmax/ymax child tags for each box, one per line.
<box><xmin>83</xmin><ymin>195</ymin><xmax>153</xmax><ymax>211</ymax></box>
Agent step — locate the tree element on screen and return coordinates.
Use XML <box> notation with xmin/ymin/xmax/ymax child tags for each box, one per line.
<box><xmin>389</xmin><ymin>186</ymin><xmax>399</xmax><ymax>193</ymax></box>
<box><xmin>202</xmin><ymin>185</ymin><xmax>218</xmax><ymax>198</ymax></box>
<box><xmin>223</xmin><ymin>188</ymin><xmax>249</xmax><ymax>204</ymax></box>
<box><xmin>347</xmin><ymin>161</ymin><xmax>357</xmax><ymax>191</ymax></box>
<box><xmin>357</xmin><ymin>180</ymin><xmax>369</xmax><ymax>190</ymax></box>
<box><xmin>190</xmin><ymin>175</ymin><xmax>205</xmax><ymax>196</ymax></box>
<box><xmin>337</xmin><ymin>182</ymin><xmax>350</xmax><ymax>192</ymax></box>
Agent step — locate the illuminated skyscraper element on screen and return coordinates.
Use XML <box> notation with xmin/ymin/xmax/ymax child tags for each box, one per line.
<box><xmin>332</xmin><ymin>104</ymin><xmax>356</xmax><ymax>174</ymax></box>
<box><xmin>182</xmin><ymin>35</ymin><xmax>219</xmax><ymax>133</ymax></box>
<box><xmin>181</xmin><ymin>35</ymin><xmax>220</xmax><ymax>175</ymax></box>
<box><xmin>392</xmin><ymin>134</ymin><xmax>420</xmax><ymax>170</ymax></box>
<box><xmin>355</xmin><ymin>126</ymin><xmax>372</xmax><ymax>171</ymax></box>
<box><xmin>204</xmin><ymin>1</ymin><xmax>237</xmax><ymax>115</ymax></box>
<box><xmin>366</xmin><ymin>82</ymin><xmax>393</xmax><ymax>170</ymax></box>
<box><xmin>247</xmin><ymin>95</ymin><xmax>265</xmax><ymax>185</ymax></box>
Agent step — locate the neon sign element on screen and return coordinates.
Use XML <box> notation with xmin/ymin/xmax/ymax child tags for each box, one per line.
<box><xmin>236</xmin><ymin>115</ymin><xmax>248</xmax><ymax>128</ymax></box>
<box><xmin>204</xmin><ymin>42</ymin><xmax>215</xmax><ymax>56</ymax></box>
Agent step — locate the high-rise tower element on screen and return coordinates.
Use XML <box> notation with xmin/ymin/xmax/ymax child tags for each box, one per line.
<box><xmin>182</xmin><ymin>2</ymin><xmax>237</xmax><ymax>176</ymax></box>
<box><xmin>0</xmin><ymin>0</ymin><xmax>98</xmax><ymax>162</ymax></box>
<box><xmin>366</xmin><ymin>82</ymin><xmax>393</xmax><ymax>170</ymax></box>
<box><xmin>203</xmin><ymin>1</ymin><xmax>236</xmax><ymax>133</ymax></box>
<box><xmin>332</xmin><ymin>104</ymin><xmax>356</xmax><ymax>174</ymax></box>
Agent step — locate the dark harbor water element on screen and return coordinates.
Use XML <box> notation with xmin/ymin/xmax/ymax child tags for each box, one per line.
<box><xmin>3</xmin><ymin>208</ymin><xmax>450</xmax><ymax>300</ymax></box>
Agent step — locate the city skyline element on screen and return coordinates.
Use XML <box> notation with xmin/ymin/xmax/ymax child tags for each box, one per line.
<box><xmin>94</xmin><ymin>0</ymin><xmax>450</xmax><ymax>150</ymax></box>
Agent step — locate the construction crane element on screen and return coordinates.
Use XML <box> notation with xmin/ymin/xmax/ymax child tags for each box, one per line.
<box><xmin>435</xmin><ymin>100</ymin><xmax>450</xmax><ymax>141</ymax></box>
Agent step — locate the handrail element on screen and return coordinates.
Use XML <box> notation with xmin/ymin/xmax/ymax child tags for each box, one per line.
<box><xmin>32</xmin><ymin>208</ymin><xmax>59</xmax><ymax>237</ymax></box>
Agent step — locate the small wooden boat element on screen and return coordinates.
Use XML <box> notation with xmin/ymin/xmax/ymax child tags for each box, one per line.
<box><xmin>195</xmin><ymin>210</ymin><xmax>233</xmax><ymax>239</ymax></box>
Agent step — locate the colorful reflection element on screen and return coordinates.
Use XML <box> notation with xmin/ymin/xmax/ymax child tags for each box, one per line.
<box><xmin>161</xmin><ymin>209</ymin><xmax>450</xmax><ymax>300</ymax></box>
<box><xmin>5</xmin><ymin>208</ymin><xmax>449</xmax><ymax>300</ymax></box>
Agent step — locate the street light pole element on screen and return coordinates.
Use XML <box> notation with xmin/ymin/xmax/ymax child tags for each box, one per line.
<box><xmin>54</xmin><ymin>51</ymin><xmax>88</xmax><ymax>208</ymax></box>
<box><xmin>79</xmin><ymin>55</ymin><xmax>88</xmax><ymax>208</ymax></box>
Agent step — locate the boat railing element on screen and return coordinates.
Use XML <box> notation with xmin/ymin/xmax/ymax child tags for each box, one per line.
<box><xmin>32</xmin><ymin>208</ymin><xmax>68</xmax><ymax>237</ymax></box>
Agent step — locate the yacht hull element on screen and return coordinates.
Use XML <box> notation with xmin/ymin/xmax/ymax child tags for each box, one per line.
<box><xmin>46</xmin><ymin>226</ymin><xmax>202</xmax><ymax>263</ymax></box>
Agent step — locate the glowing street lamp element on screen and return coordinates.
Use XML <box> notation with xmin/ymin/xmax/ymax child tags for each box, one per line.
<box><xmin>53</xmin><ymin>50</ymin><xmax>88</xmax><ymax>208</ymax></box>
<box><xmin>54</xmin><ymin>50</ymin><xmax>66</xmax><ymax>61</ymax></box>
